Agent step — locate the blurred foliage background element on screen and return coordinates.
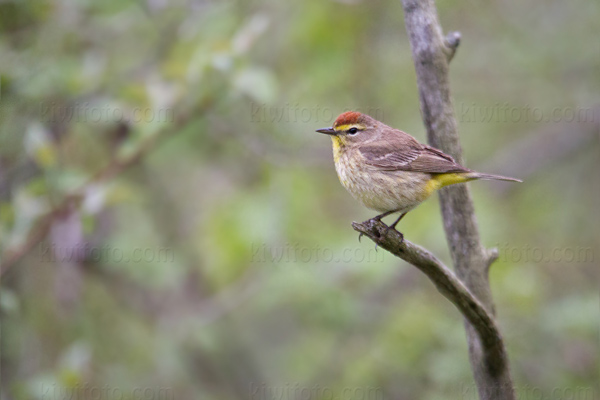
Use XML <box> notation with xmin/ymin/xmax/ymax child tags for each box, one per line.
<box><xmin>0</xmin><ymin>0</ymin><xmax>598</xmax><ymax>399</ymax></box>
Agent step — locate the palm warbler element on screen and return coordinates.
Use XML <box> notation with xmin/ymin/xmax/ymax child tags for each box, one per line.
<box><xmin>317</xmin><ymin>111</ymin><xmax>521</xmax><ymax>237</ymax></box>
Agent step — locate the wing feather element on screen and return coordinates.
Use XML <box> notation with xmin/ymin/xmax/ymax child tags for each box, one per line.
<box><xmin>360</xmin><ymin>135</ymin><xmax>470</xmax><ymax>174</ymax></box>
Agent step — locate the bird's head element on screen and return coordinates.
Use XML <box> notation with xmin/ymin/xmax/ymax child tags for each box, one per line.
<box><xmin>316</xmin><ymin>111</ymin><xmax>380</xmax><ymax>147</ymax></box>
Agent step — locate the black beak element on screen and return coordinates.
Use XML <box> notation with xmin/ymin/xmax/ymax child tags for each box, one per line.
<box><xmin>316</xmin><ymin>127</ymin><xmax>336</xmax><ymax>135</ymax></box>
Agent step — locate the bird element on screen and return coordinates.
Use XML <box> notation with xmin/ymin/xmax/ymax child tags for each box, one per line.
<box><xmin>316</xmin><ymin>111</ymin><xmax>521</xmax><ymax>240</ymax></box>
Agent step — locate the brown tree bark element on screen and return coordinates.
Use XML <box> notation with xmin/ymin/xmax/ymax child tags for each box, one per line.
<box><xmin>355</xmin><ymin>1</ymin><xmax>516</xmax><ymax>399</ymax></box>
<box><xmin>401</xmin><ymin>1</ymin><xmax>515</xmax><ymax>398</ymax></box>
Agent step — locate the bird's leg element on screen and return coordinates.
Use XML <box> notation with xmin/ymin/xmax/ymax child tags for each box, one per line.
<box><xmin>389</xmin><ymin>212</ymin><xmax>407</xmax><ymax>231</ymax></box>
<box><xmin>370</xmin><ymin>209</ymin><xmax>398</xmax><ymax>222</ymax></box>
<box><xmin>359</xmin><ymin>209</ymin><xmax>400</xmax><ymax>242</ymax></box>
<box><xmin>388</xmin><ymin>212</ymin><xmax>407</xmax><ymax>244</ymax></box>
<box><xmin>358</xmin><ymin>210</ymin><xmax>403</xmax><ymax>244</ymax></box>
<box><xmin>378</xmin><ymin>212</ymin><xmax>407</xmax><ymax>244</ymax></box>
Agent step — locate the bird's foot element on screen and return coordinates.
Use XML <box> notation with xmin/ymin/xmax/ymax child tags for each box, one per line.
<box><xmin>397</xmin><ymin>230</ymin><xmax>405</xmax><ymax>246</ymax></box>
<box><xmin>356</xmin><ymin>217</ymin><xmax>404</xmax><ymax>249</ymax></box>
<box><xmin>382</xmin><ymin>225</ymin><xmax>404</xmax><ymax>245</ymax></box>
<box><xmin>356</xmin><ymin>218</ymin><xmax>383</xmax><ymax>249</ymax></box>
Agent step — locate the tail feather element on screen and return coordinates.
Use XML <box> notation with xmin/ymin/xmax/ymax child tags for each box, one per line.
<box><xmin>469</xmin><ymin>172</ymin><xmax>522</xmax><ymax>183</ymax></box>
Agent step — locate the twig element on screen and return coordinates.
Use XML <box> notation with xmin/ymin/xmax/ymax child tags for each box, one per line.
<box><xmin>444</xmin><ymin>31</ymin><xmax>461</xmax><ymax>62</ymax></box>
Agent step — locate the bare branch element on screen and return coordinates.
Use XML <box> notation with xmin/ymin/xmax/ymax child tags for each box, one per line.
<box><xmin>353</xmin><ymin>220</ymin><xmax>506</xmax><ymax>361</ymax></box>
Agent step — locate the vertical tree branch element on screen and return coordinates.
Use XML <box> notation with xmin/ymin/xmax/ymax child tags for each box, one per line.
<box><xmin>400</xmin><ymin>0</ymin><xmax>516</xmax><ymax>398</ymax></box>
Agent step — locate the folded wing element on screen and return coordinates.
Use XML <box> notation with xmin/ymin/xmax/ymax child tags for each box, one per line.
<box><xmin>360</xmin><ymin>134</ymin><xmax>471</xmax><ymax>174</ymax></box>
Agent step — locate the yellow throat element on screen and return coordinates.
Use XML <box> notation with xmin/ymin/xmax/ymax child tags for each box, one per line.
<box><xmin>331</xmin><ymin>136</ymin><xmax>346</xmax><ymax>163</ymax></box>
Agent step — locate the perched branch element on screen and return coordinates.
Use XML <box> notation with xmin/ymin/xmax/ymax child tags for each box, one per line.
<box><xmin>352</xmin><ymin>220</ymin><xmax>505</xmax><ymax>359</ymax></box>
<box><xmin>399</xmin><ymin>0</ymin><xmax>515</xmax><ymax>398</ymax></box>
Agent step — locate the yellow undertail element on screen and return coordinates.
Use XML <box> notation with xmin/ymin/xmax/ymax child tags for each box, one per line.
<box><xmin>425</xmin><ymin>173</ymin><xmax>474</xmax><ymax>195</ymax></box>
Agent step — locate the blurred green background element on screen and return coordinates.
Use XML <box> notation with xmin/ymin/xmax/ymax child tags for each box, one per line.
<box><xmin>1</xmin><ymin>0</ymin><xmax>598</xmax><ymax>399</ymax></box>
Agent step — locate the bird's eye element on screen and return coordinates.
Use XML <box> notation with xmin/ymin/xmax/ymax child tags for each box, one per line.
<box><xmin>348</xmin><ymin>127</ymin><xmax>359</xmax><ymax>135</ymax></box>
